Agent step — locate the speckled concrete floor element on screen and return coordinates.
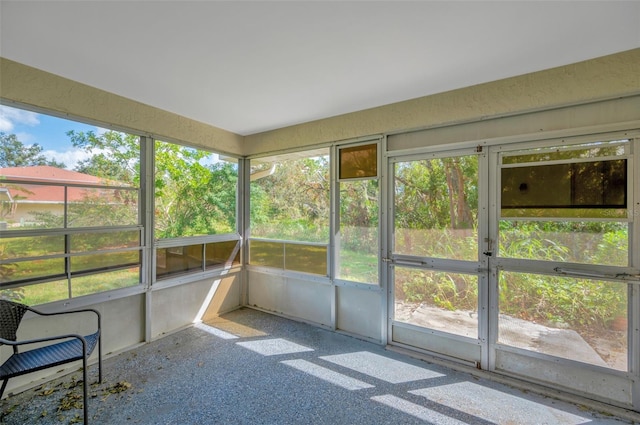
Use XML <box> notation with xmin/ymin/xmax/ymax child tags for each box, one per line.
<box><xmin>1</xmin><ymin>308</ymin><xmax>638</xmax><ymax>425</ymax></box>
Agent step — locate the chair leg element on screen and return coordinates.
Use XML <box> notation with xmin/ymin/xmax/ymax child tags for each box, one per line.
<box><xmin>98</xmin><ymin>336</ymin><xmax>102</xmax><ymax>384</ymax></box>
<box><xmin>0</xmin><ymin>379</ymin><xmax>8</xmax><ymax>399</ymax></box>
<box><xmin>83</xmin><ymin>356</ymin><xmax>89</xmax><ymax>424</ymax></box>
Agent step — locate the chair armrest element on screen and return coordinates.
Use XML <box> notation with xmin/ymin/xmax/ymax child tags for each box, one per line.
<box><xmin>0</xmin><ymin>334</ymin><xmax>89</xmax><ymax>352</ymax></box>
<box><xmin>26</xmin><ymin>307</ymin><xmax>101</xmax><ymax>332</ymax></box>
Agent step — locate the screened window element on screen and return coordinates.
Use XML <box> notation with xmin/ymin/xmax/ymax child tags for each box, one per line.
<box><xmin>337</xmin><ymin>142</ymin><xmax>380</xmax><ymax>284</ymax></box>
<box><xmin>0</xmin><ymin>104</ymin><xmax>142</xmax><ymax>305</ymax></box>
<box><xmin>249</xmin><ymin>148</ymin><xmax>330</xmax><ymax>276</ymax></box>
<box><xmin>498</xmin><ymin>140</ymin><xmax>631</xmax><ymax>266</ymax></box>
<box><xmin>500</xmin><ymin>141</ymin><xmax>628</xmax><ymax>219</ymax></box>
<box><xmin>154</xmin><ymin>141</ymin><xmax>238</xmax><ymax>239</ymax></box>
<box><xmin>153</xmin><ymin>140</ymin><xmax>239</xmax><ymax>280</ymax></box>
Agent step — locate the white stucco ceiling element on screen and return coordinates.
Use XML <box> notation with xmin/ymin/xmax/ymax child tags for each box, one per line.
<box><xmin>1</xmin><ymin>1</ymin><xmax>639</xmax><ymax>136</ymax></box>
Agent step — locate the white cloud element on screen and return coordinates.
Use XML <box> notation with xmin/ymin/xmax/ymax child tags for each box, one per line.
<box><xmin>15</xmin><ymin>131</ymin><xmax>36</xmax><ymax>144</ymax></box>
<box><xmin>43</xmin><ymin>148</ymin><xmax>107</xmax><ymax>170</ymax></box>
<box><xmin>0</xmin><ymin>105</ymin><xmax>40</xmax><ymax>132</ymax></box>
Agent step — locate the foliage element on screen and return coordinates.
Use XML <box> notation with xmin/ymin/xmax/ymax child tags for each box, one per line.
<box><xmin>396</xmin><ymin>269</ymin><xmax>477</xmax><ymax>311</ymax></box>
<box><xmin>250</xmin><ymin>156</ymin><xmax>330</xmax><ymax>242</ymax></box>
<box><xmin>155</xmin><ymin>141</ymin><xmax>237</xmax><ymax>238</ymax></box>
<box><xmin>0</xmin><ymin>239</ymin><xmax>25</xmax><ymax>301</ymax></box>
<box><xmin>68</xmin><ymin>130</ymin><xmax>139</xmax><ymax>185</ymax></box>
<box><xmin>0</xmin><ymin>132</ymin><xmax>65</xmax><ymax>168</ymax></box>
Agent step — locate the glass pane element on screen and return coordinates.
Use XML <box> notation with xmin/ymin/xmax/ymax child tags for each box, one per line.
<box><xmin>249</xmin><ymin>240</ymin><xmax>284</xmax><ymax>269</ymax></box>
<box><xmin>71</xmin><ymin>251</ymin><xmax>140</xmax><ymax>273</ymax></box>
<box><xmin>338</xmin><ymin>180</ymin><xmax>378</xmax><ymax>284</ymax></box>
<box><xmin>0</xmin><ymin>182</ymin><xmax>65</xmax><ymax>229</ymax></box>
<box><xmin>72</xmin><ymin>267</ymin><xmax>140</xmax><ymax>297</ymax></box>
<box><xmin>339</xmin><ymin>143</ymin><xmax>377</xmax><ymax>179</ymax></box>
<box><xmin>1</xmin><ymin>111</ymin><xmax>141</xmax><ymax>230</ymax></box>
<box><xmin>284</xmin><ymin>243</ymin><xmax>327</xmax><ymax>276</ymax></box>
<box><xmin>1</xmin><ymin>235</ymin><xmax>65</xmax><ymax>259</ymax></box>
<box><xmin>501</xmin><ymin>160</ymin><xmax>627</xmax><ymax>219</ymax></box>
<box><xmin>0</xmin><ymin>280</ymin><xmax>69</xmax><ymax>306</ymax></box>
<box><xmin>499</xmin><ymin>220</ymin><xmax>628</xmax><ymax>266</ymax></box>
<box><xmin>250</xmin><ymin>150</ymin><xmax>329</xmax><ymax>242</ymax></box>
<box><xmin>155</xmin><ymin>141</ymin><xmax>238</xmax><ymax>238</ymax></box>
<box><xmin>394</xmin><ymin>156</ymin><xmax>478</xmax><ymax>261</ymax></box>
<box><xmin>1</xmin><ymin>258</ymin><xmax>65</xmax><ymax>284</ymax></box>
<box><xmin>205</xmin><ymin>240</ymin><xmax>240</xmax><ymax>268</ymax></box>
<box><xmin>394</xmin><ymin>267</ymin><xmax>478</xmax><ymax>339</ymax></box>
<box><xmin>70</xmin><ymin>230</ymin><xmax>140</xmax><ymax>253</ymax></box>
<box><xmin>67</xmin><ymin>186</ymin><xmax>138</xmax><ymax>227</ymax></box>
<box><xmin>499</xmin><ymin>272</ymin><xmax>627</xmax><ymax>371</ymax></box>
<box><xmin>156</xmin><ymin>244</ymin><xmax>203</xmax><ymax>278</ymax></box>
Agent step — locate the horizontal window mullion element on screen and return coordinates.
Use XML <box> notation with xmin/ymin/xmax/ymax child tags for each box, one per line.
<box><xmin>0</xmin><ymin>178</ymin><xmax>137</xmax><ymax>191</ymax></box>
<box><xmin>70</xmin><ymin>262</ymin><xmax>140</xmax><ymax>278</ymax></box>
<box><xmin>248</xmin><ymin>237</ymin><xmax>327</xmax><ymax>247</ymax></box>
<box><xmin>0</xmin><ymin>225</ymin><xmax>143</xmax><ymax>238</ymax></box>
<box><xmin>500</xmin><ymin>154</ymin><xmax>630</xmax><ymax>168</ymax></box>
<box><xmin>2</xmin><ymin>245</ymin><xmax>142</xmax><ymax>262</ymax></box>
<box><xmin>1</xmin><ymin>253</ymin><xmax>67</xmax><ymax>264</ymax></box>
<box><xmin>494</xmin><ymin>257</ymin><xmax>640</xmax><ymax>282</ymax></box>
<box><xmin>155</xmin><ymin>233</ymin><xmax>240</xmax><ymax>248</ymax></box>
<box><xmin>71</xmin><ymin>246</ymin><xmax>143</xmax><ymax>257</ymax></box>
<box><xmin>0</xmin><ymin>274</ymin><xmax>68</xmax><ymax>289</ymax></box>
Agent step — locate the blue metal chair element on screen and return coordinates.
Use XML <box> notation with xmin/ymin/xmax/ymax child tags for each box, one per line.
<box><xmin>0</xmin><ymin>300</ymin><xmax>102</xmax><ymax>424</ymax></box>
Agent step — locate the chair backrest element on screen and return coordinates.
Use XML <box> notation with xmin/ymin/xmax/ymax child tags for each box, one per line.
<box><xmin>0</xmin><ymin>300</ymin><xmax>29</xmax><ymax>343</ymax></box>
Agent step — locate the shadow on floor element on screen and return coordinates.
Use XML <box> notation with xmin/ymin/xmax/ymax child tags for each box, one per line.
<box><xmin>1</xmin><ymin>308</ymin><xmax>638</xmax><ymax>424</ymax></box>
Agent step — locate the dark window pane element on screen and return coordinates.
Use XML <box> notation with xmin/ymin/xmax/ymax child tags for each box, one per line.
<box><xmin>339</xmin><ymin>144</ymin><xmax>377</xmax><ymax>179</ymax></box>
<box><xmin>156</xmin><ymin>244</ymin><xmax>203</xmax><ymax>278</ymax></box>
<box><xmin>205</xmin><ymin>241</ymin><xmax>240</xmax><ymax>268</ymax></box>
<box><xmin>284</xmin><ymin>243</ymin><xmax>327</xmax><ymax>276</ymax></box>
<box><xmin>501</xmin><ymin>159</ymin><xmax>627</xmax><ymax>218</ymax></box>
<box><xmin>249</xmin><ymin>240</ymin><xmax>284</xmax><ymax>268</ymax></box>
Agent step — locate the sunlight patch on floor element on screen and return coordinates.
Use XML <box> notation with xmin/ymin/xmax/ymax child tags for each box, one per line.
<box><xmin>320</xmin><ymin>351</ymin><xmax>444</xmax><ymax>383</ymax></box>
<box><xmin>204</xmin><ymin>317</ymin><xmax>268</xmax><ymax>338</ymax></box>
<box><xmin>410</xmin><ymin>382</ymin><xmax>591</xmax><ymax>425</ymax></box>
<box><xmin>195</xmin><ymin>322</ymin><xmax>239</xmax><ymax>339</ymax></box>
<box><xmin>236</xmin><ymin>338</ymin><xmax>314</xmax><ymax>356</ymax></box>
<box><xmin>281</xmin><ymin>359</ymin><xmax>374</xmax><ymax>390</ymax></box>
<box><xmin>372</xmin><ymin>394</ymin><xmax>467</xmax><ymax>424</ymax></box>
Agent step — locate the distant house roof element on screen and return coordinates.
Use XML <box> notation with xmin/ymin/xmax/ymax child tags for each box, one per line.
<box><xmin>0</xmin><ymin>166</ymin><xmax>122</xmax><ymax>204</ymax></box>
<box><xmin>0</xmin><ymin>166</ymin><xmax>104</xmax><ymax>184</ymax></box>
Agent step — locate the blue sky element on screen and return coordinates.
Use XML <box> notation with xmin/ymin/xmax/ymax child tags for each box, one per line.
<box><xmin>1</xmin><ymin>104</ymin><xmax>229</xmax><ymax>169</ymax></box>
<box><xmin>0</xmin><ymin>104</ymin><xmax>101</xmax><ymax>169</ymax></box>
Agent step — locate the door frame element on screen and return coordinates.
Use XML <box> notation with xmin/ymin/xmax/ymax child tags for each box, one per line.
<box><xmin>385</xmin><ymin>131</ymin><xmax>640</xmax><ymax>411</ymax></box>
<box><xmin>385</xmin><ymin>146</ymin><xmax>490</xmax><ymax>367</ymax></box>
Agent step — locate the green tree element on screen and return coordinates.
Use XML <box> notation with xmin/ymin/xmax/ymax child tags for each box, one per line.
<box><xmin>0</xmin><ymin>132</ymin><xmax>65</xmax><ymax>168</ymax></box>
<box><xmin>68</xmin><ymin>130</ymin><xmax>139</xmax><ymax>185</ymax></box>
<box><xmin>154</xmin><ymin>141</ymin><xmax>238</xmax><ymax>238</ymax></box>
<box><xmin>250</xmin><ymin>156</ymin><xmax>330</xmax><ymax>242</ymax></box>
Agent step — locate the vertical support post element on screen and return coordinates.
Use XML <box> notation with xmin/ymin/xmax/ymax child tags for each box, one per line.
<box><xmin>239</xmin><ymin>157</ymin><xmax>250</xmax><ymax>307</ymax></box>
<box><xmin>141</xmin><ymin>136</ymin><xmax>155</xmax><ymax>343</ymax></box>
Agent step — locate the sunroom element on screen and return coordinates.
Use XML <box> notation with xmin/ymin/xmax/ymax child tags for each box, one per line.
<box><xmin>1</xmin><ymin>1</ymin><xmax>639</xmax><ymax>419</ymax></box>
